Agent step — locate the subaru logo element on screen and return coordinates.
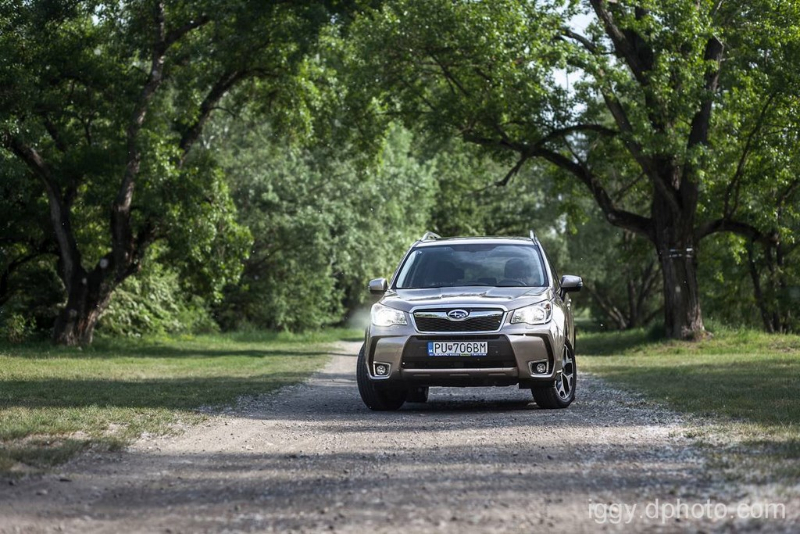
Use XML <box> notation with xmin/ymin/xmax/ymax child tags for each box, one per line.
<box><xmin>447</xmin><ymin>309</ymin><xmax>469</xmax><ymax>321</ymax></box>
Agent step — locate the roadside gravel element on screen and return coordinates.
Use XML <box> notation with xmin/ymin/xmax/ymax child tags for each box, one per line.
<box><xmin>1</xmin><ymin>341</ymin><xmax>796</xmax><ymax>533</ymax></box>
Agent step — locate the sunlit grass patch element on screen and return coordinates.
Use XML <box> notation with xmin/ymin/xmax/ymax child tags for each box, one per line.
<box><xmin>0</xmin><ymin>329</ymin><xmax>359</xmax><ymax>474</ymax></box>
<box><xmin>580</xmin><ymin>328</ymin><xmax>800</xmax><ymax>487</ymax></box>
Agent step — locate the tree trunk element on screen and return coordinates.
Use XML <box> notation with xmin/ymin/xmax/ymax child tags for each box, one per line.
<box><xmin>657</xmin><ymin>246</ymin><xmax>704</xmax><ymax>339</ymax></box>
<box><xmin>774</xmin><ymin>241</ymin><xmax>791</xmax><ymax>333</ymax></box>
<box><xmin>747</xmin><ymin>243</ymin><xmax>775</xmax><ymax>333</ymax></box>
<box><xmin>626</xmin><ymin>278</ymin><xmax>639</xmax><ymax>328</ymax></box>
<box><xmin>52</xmin><ymin>267</ymin><xmax>114</xmax><ymax>346</ymax></box>
<box><xmin>652</xmin><ymin>190</ymin><xmax>705</xmax><ymax>339</ymax></box>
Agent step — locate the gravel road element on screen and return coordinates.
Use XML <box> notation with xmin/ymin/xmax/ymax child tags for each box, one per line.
<box><xmin>1</xmin><ymin>341</ymin><xmax>796</xmax><ymax>533</ymax></box>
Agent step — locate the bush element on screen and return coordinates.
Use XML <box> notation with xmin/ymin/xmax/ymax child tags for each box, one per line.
<box><xmin>98</xmin><ymin>261</ymin><xmax>218</xmax><ymax>338</ymax></box>
<box><xmin>0</xmin><ymin>312</ymin><xmax>35</xmax><ymax>343</ymax></box>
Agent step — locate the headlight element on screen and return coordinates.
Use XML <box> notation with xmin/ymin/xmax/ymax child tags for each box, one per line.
<box><xmin>510</xmin><ymin>301</ymin><xmax>552</xmax><ymax>325</ymax></box>
<box><xmin>371</xmin><ymin>303</ymin><xmax>407</xmax><ymax>327</ymax></box>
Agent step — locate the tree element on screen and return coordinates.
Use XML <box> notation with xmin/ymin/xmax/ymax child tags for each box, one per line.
<box><xmin>213</xmin><ymin>121</ymin><xmax>436</xmax><ymax>331</ymax></box>
<box><xmin>573</xmin><ymin>222</ymin><xmax>662</xmax><ymax>330</ymax></box>
<box><xmin>351</xmin><ymin>0</ymin><xmax>800</xmax><ymax>338</ymax></box>
<box><xmin>0</xmin><ymin>1</ymin><xmax>351</xmax><ymax>344</ymax></box>
<box><xmin>0</xmin><ymin>151</ymin><xmax>54</xmax><ymax>308</ymax></box>
<box><xmin>423</xmin><ymin>138</ymin><xmax>662</xmax><ymax>330</ymax></box>
<box><xmin>701</xmin><ymin>95</ymin><xmax>800</xmax><ymax>333</ymax></box>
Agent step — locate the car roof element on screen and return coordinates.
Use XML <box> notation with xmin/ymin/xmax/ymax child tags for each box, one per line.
<box><xmin>413</xmin><ymin>236</ymin><xmax>538</xmax><ymax>248</ymax></box>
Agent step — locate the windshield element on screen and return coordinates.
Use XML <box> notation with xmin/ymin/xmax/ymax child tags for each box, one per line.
<box><xmin>394</xmin><ymin>243</ymin><xmax>547</xmax><ymax>289</ymax></box>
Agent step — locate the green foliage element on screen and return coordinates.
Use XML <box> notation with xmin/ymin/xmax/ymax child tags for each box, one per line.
<box><xmin>350</xmin><ymin>0</ymin><xmax>569</xmax><ymax>151</ymax></box>
<box><xmin>0</xmin><ymin>150</ymin><xmax>58</xmax><ymax>329</ymax></box>
<box><xmin>698</xmin><ymin>234</ymin><xmax>762</xmax><ymax>329</ymax></box>
<box><xmin>213</xmin><ymin>122</ymin><xmax>435</xmax><ymax>331</ymax></box>
<box><xmin>567</xmin><ymin>206</ymin><xmax>662</xmax><ymax>330</ymax></box>
<box><xmin>699</xmin><ymin>233</ymin><xmax>800</xmax><ymax>333</ymax></box>
<box><xmin>153</xmin><ymin>157</ymin><xmax>252</xmax><ymax>302</ymax></box>
<box><xmin>348</xmin><ymin>0</ymin><xmax>800</xmax><ymax>336</ymax></box>
<box><xmin>421</xmin><ymin>139</ymin><xmax>551</xmax><ymax>238</ymax></box>
<box><xmin>0</xmin><ymin>313</ymin><xmax>35</xmax><ymax>344</ymax></box>
<box><xmin>419</xmin><ymin>137</ymin><xmax>659</xmax><ymax>328</ymax></box>
<box><xmin>2</xmin><ymin>0</ymin><xmax>799</xmax><ymax>338</ymax></box>
<box><xmin>98</xmin><ymin>257</ymin><xmax>218</xmax><ymax>338</ymax></box>
<box><xmin>0</xmin><ymin>0</ymin><xmax>367</xmax><ymax>343</ymax></box>
<box><xmin>0</xmin><ymin>258</ymin><xmax>63</xmax><ymax>337</ymax></box>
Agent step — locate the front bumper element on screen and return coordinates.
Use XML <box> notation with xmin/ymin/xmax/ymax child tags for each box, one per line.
<box><xmin>365</xmin><ymin>320</ymin><xmax>564</xmax><ymax>388</ymax></box>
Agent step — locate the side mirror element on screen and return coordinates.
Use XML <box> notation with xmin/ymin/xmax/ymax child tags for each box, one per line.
<box><xmin>560</xmin><ymin>275</ymin><xmax>583</xmax><ymax>294</ymax></box>
<box><xmin>368</xmin><ymin>278</ymin><xmax>389</xmax><ymax>295</ymax></box>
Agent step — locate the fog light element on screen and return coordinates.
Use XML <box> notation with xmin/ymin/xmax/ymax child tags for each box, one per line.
<box><xmin>529</xmin><ymin>360</ymin><xmax>548</xmax><ymax>375</ymax></box>
<box><xmin>374</xmin><ymin>364</ymin><xmax>389</xmax><ymax>376</ymax></box>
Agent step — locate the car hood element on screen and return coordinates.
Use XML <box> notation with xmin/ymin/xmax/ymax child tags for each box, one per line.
<box><xmin>381</xmin><ymin>286</ymin><xmax>552</xmax><ymax>312</ymax></box>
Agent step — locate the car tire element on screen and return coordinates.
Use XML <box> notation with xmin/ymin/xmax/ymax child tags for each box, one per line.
<box><xmin>406</xmin><ymin>387</ymin><xmax>429</xmax><ymax>403</ymax></box>
<box><xmin>532</xmin><ymin>344</ymin><xmax>576</xmax><ymax>409</ymax></box>
<box><xmin>357</xmin><ymin>344</ymin><xmax>407</xmax><ymax>411</ymax></box>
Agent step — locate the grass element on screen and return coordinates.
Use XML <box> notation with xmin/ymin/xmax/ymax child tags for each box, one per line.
<box><xmin>579</xmin><ymin>326</ymin><xmax>800</xmax><ymax>486</ymax></box>
<box><xmin>5</xmin><ymin>323</ymin><xmax>796</xmax><ymax>487</ymax></box>
<box><xmin>0</xmin><ymin>328</ymin><xmax>361</xmax><ymax>474</ymax></box>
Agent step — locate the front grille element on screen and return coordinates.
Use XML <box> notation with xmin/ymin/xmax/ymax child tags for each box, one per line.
<box><xmin>401</xmin><ymin>335</ymin><xmax>515</xmax><ymax>369</ymax></box>
<box><xmin>413</xmin><ymin>309</ymin><xmax>504</xmax><ymax>332</ymax></box>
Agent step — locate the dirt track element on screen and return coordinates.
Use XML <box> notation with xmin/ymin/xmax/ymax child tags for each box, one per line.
<box><xmin>1</xmin><ymin>341</ymin><xmax>796</xmax><ymax>533</ymax></box>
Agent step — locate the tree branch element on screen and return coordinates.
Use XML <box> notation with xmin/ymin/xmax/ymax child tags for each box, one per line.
<box><xmin>583</xmin><ymin>5</ymin><xmax>681</xmax><ymax>212</ymax></box>
<box><xmin>560</xmin><ymin>27</ymin><xmax>598</xmax><ymax>54</ymax></box>
<box><xmin>112</xmin><ymin>1</ymin><xmax>170</xmax><ymax>279</ymax></box>
<box><xmin>533</xmin><ymin>124</ymin><xmax>618</xmax><ymax>148</ymax></box>
<box><xmin>589</xmin><ymin>0</ymin><xmax>651</xmax><ymax>86</ymax></box>
<box><xmin>43</xmin><ymin>117</ymin><xmax>68</xmax><ymax>153</ymax></box>
<box><xmin>2</xmin><ymin>254</ymin><xmax>38</xmax><ymax>305</ymax></box>
<box><xmin>430</xmin><ymin>53</ymin><xmax>471</xmax><ymax>98</ymax></box>
<box><xmin>777</xmin><ymin>177</ymin><xmax>800</xmax><ymax>207</ymax></box>
<box><xmin>178</xmin><ymin>70</ymin><xmax>249</xmax><ymax>165</ymax></box>
<box><xmin>495</xmin><ymin>154</ymin><xmax>528</xmax><ymax>187</ymax></box>
<box><xmin>642</xmin><ymin>305</ymin><xmax>663</xmax><ymax>326</ymax></box>
<box><xmin>476</xmin><ymin>121</ymin><xmax>603</xmax><ymax>189</ymax></box>
<box><xmin>724</xmin><ymin>92</ymin><xmax>776</xmax><ymax>217</ymax></box>
<box><xmin>601</xmin><ymin>89</ymin><xmax>681</xmax><ymax>215</ymax></box>
<box><xmin>462</xmin><ymin>130</ymin><xmax>652</xmax><ymax>237</ymax></box>
<box><xmin>686</xmin><ymin>36</ymin><xmax>724</xmax><ymax>149</ymax></box>
<box><xmin>0</xmin><ymin>238</ymin><xmax>55</xmax><ymax>306</ymax></box>
<box><xmin>613</xmin><ymin>171</ymin><xmax>646</xmax><ymax>202</ymax></box>
<box><xmin>534</xmin><ymin>146</ymin><xmax>653</xmax><ymax>238</ymax></box>
<box><xmin>164</xmin><ymin>14</ymin><xmax>210</xmax><ymax>48</ymax></box>
<box><xmin>636</xmin><ymin>260</ymin><xmax>659</xmax><ymax>315</ymax></box>
<box><xmin>1</xmin><ymin>134</ymin><xmax>81</xmax><ymax>289</ymax></box>
<box><xmin>583</xmin><ymin>283</ymin><xmax>628</xmax><ymax>329</ymax></box>
<box><xmin>695</xmin><ymin>218</ymin><xmax>777</xmax><ymax>244</ymax></box>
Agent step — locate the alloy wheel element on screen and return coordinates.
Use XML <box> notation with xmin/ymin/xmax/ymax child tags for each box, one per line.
<box><xmin>555</xmin><ymin>346</ymin><xmax>575</xmax><ymax>400</ymax></box>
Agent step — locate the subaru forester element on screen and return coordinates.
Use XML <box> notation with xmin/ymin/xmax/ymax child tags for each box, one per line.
<box><xmin>357</xmin><ymin>231</ymin><xmax>582</xmax><ymax>410</ymax></box>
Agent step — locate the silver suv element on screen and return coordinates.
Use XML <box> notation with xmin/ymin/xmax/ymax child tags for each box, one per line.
<box><xmin>357</xmin><ymin>232</ymin><xmax>582</xmax><ymax>411</ymax></box>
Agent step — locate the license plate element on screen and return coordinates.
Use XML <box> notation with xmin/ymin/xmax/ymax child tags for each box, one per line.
<box><xmin>427</xmin><ymin>341</ymin><xmax>488</xmax><ymax>357</ymax></box>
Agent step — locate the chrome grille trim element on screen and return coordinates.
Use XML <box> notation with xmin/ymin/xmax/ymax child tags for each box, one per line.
<box><xmin>412</xmin><ymin>308</ymin><xmax>505</xmax><ymax>333</ymax></box>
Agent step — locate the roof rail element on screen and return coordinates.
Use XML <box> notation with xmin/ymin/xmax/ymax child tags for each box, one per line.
<box><xmin>529</xmin><ymin>229</ymin><xmax>537</xmax><ymax>242</ymax></box>
<box><xmin>420</xmin><ymin>231</ymin><xmax>441</xmax><ymax>241</ymax></box>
